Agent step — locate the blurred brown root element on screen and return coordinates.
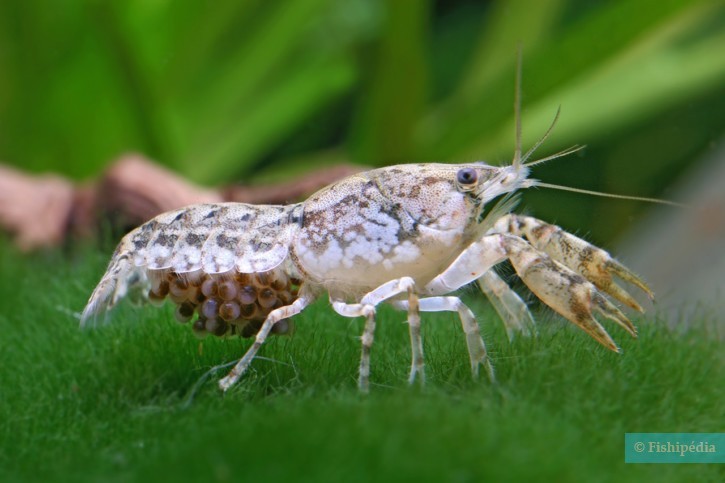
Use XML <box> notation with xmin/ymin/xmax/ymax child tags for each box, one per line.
<box><xmin>0</xmin><ymin>155</ymin><xmax>363</xmax><ymax>251</ymax></box>
<box><xmin>0</xmin><ymin>165</ymin><xmax>75</xmax><ymax>251</ymax></box>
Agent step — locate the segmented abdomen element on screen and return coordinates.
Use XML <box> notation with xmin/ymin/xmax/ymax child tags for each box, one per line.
<box><xmin>81</xmin><ymin>202</ymin><xmax>303</xmax><ymax>326</ymax></box>
<box><xmin>130</xmin><ymin>202</ymin><xmax>301</xmax><ymax>273</ymax></box>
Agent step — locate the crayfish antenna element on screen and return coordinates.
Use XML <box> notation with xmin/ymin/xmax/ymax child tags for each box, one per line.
<box><xmin>531</xmin><ymin>182</ymin><xmax>686</xmax><ymax>208</ymax></box>
<box><xmin>512</xmin><ymin>47</ymin><xmax>523</xmax><ymax>170</ymax></box>
<box><xmin>511</xmin><ymin>48</ymin><xmax>580</xmax><ymax>171</ymax></box>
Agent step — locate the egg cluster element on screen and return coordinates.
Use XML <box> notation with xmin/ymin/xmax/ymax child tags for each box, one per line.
<box><xmin>147</xmin><ymin>268</ymin><xmax>300</xmax><ymax>338</ymax></box>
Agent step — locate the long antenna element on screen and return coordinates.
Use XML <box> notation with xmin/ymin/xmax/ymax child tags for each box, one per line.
<box><xmin>532</xmin><ymin>181</ymin><xmax>685</xmax><ymax>207</ymax></box>
<box><xmin>521</xmin><ymin>106</ymin><xmax>564</xmax><ymax>165</ymax></box>
<box><xmin>510</xmin><ymin>49</ymin><xmax>681</xmax><ymax>208</ymax></box>
<box><xmin>513</xmin><ymin>46</ymin><xmax>523</xmax><ymax>169</ymax></box>
<box><xmin>524</xmin><ymin>144</ymin><xmax>586</xmax><ymax>168</ymax></box>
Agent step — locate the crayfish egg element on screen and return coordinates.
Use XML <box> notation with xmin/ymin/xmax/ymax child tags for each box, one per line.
<box><xmin>219</xmin><ymin>301</ymin><xmax>241</xmax><ymax>321</ymax></box>
<box><xmin>187</xmin><ymin>286</ymin><xmax>204</xmax><ymax>304</ymax></box>
<box><xmin>168</xmin><ymin>292</ymin><xmax>187</xmax><ymax>305</ymax></box>
<box><xmin>168</xmin><ymin>277</ymin><xmax>189</xmax><ymax>298</ymax></box>
<box><xmin>239</xmin><ymin>303</ymin><xmax>257</xmax><ymax>319</ymax></box>
<box><xmin>174</xmin><ymin>302</ymin><xmax>195</xmax><ymax>323</ymax></box>
<box><xmin>148</xmin><ymin>289</ymin><xmax>166</xmax><ymax>306</ymax></box>
<box><xmin>167</xmin><ymin>276</ymin><xmax>190</xmax><ymax>304</ymax></box>
<box><xmin>201</xmin><ymin>298</ymin><xmax>220</xmax><ymax>319</ymax></box>
<box><xmin>238</xmin><ymin>285</ymin><xmax>256</xmax><ymax>305</ymax></box>
<box><xmin>200</xmin><ymin>278</ymin><xmax>218</xmax><ymax>298</ymax></box>
<box><xmin>192</xmin><ymin>317</ymin><xmax>207</xmax><ymax>338</ymax></box>
<box><xmin>213</xmin><ymin>322</ymin><xmax>229</xmax><ymax>337</ymax></box>
<box><xmin>270</xmin><ymin>274</ymin><xmax>287</xmax><ymax>291</ymax></box>
<box><xmin>205</xmin><ymin>317</ymin><xmax>228</xmax><ymax>336</ymax></box>
<box><xmin>217</xmin><ymin>280</ymin><xmax>238</xmax><ymax>301</ymax></box>
<box><xmin>272</xmin><ymin>319</ymin><xmax>292</xmax><ymax>335</ymax></box>
<box><xmin>241</xmin><ymin>320</ymin><xmax>263</xmax><ymax>338</ymax></box>
<box><xmin>254</xmin><ymin>272</ymin><xmax>271</xmax><ymax>287</ymax></box>
<box><xmin>258</xmin><ymin>288</ymin><xmax>277</xmax><ymax>309</ymax></box>
<box><xmin>185</xmin><ymin>270</ymin><xmax>203</xmax><ymax>287</ymax></box>
<box><xmin>150</xmin><ymin>277</ymin><xmax>170</xmax><ymax>297</ymax></box>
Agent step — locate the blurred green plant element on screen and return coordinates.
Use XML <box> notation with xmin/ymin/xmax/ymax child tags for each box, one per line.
<box><xmin>0</xmin><ymin>0</ymin><xmax>723</xmax><ymax>241</ymax></box>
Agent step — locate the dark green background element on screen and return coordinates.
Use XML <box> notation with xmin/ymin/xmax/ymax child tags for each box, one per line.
<box><xmin>2</xmin><ymin>0</ymin><xmax>723</xmax><ymax>243</ymax></box>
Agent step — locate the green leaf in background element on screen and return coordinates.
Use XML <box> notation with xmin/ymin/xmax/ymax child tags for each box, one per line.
<box><xmin>0</xmin><ymin>0</ymin><xmax>723</xmax><ymax>242</ymax></box>
<box><xmin>348</xmin><ymin>0</ymin><xmax>429</xmax><ymax>165</ymax></box>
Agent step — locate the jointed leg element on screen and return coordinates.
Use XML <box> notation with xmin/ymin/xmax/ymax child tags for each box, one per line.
<box><xmin>393</xmin><ymin>296</ymin><xmax>494</xmax><ymax>382</ymax></box>
<box><xmin>424</xmin><ymin>233</ymin><xmax>638</xmax><ymax>353</ymax></box>
<box><xmin>423</xmin><ymin>237</ymin><xmax>537</xmax><ymax>342</ymax></box>
<box><xmin>218</xmin><ymin>291</ymin><xmax>314</xmax><ymax>391</ymax></box>
<box><xmin>424</xmin><ymin>236</ymin><xmax>508</xmax><ymax>295</ymax></box>
<box><xmin>331</xmin><ymin>299</ymin><xmax>376</xmax><ymax>392</ymax></box>
<box><xmin>332</xmin><ymin>277</ymin><xmax>421</xmax><ymax>391</ymax></box>
<box><xmin>404</xmin><ymin>288</ymin><xmax>423</xmax><ymax>385</ymax></box>
<box><xmin>359</xmin><ymin>308</ymin><xmax>376</xmax><ymax>393</ymax></box>
<box><xmin>477</xmin><ymin>269</ymin><xmax>536</xmax><ymax>340</ymax></box>
<box><xmin>498</xmin><ymin>234</ymin><xmax>636</xmax><ymax>350</ymax></box>
<box><xmin>493</xmin><ymin>214</ymin><xmax>653</xmax><ymax>312</ymax></box>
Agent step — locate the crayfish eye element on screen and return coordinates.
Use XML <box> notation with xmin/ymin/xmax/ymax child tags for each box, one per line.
<box><xmin>456</xmin><ymin>167</ymin><xmax>478</xmax><ymax>189</ymax></box>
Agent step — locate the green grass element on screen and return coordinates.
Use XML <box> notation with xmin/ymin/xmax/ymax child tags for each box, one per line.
<box><xmin>0</xmin><ymin>242</ymin><xmax>722</xmax><ymax>482</ymax></box>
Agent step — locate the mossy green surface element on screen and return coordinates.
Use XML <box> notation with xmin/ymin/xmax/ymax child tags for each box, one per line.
<box><xmin>0</xmin><ymin>243</ymin><xmax>722</xmax><ymax>482</ymax></box>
